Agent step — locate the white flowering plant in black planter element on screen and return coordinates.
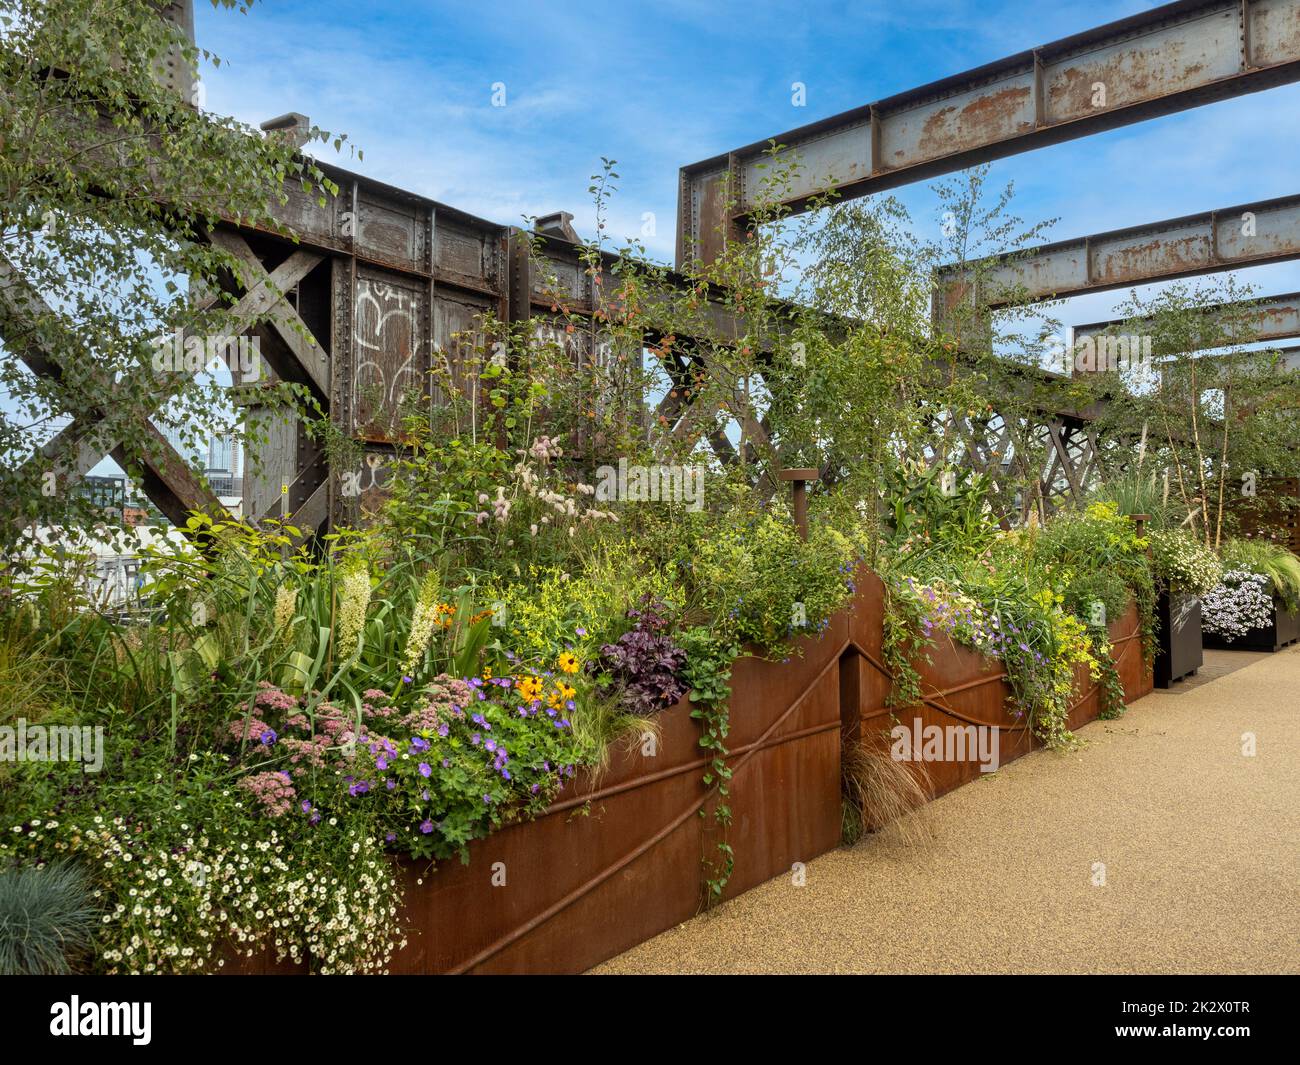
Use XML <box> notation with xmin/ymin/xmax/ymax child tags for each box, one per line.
<box><xmin>1201</xmin><ymin>570</ymin><xmax>1275</xmax><ymax>639</ymax></box>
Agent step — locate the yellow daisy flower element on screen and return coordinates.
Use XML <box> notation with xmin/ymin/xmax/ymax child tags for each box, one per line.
<box><xmin>557</xmin><ymin>651</ymin><xmax>579</xmax><ymax>674</ymax></box>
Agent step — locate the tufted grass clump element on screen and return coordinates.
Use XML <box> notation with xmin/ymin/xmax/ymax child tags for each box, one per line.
<box><xmin>0</xmin><ymin>860</ymin><xmax>98</xmax><ymax>975</ymax></box>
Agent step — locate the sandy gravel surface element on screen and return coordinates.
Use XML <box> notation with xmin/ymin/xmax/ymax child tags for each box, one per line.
<box><xmin>593</xmin><ymin>648</ymin><xmax>1300</xmax><ymax>974</ymax></box>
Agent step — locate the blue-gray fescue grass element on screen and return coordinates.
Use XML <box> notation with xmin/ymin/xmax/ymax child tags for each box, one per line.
<box><xmin>0</xmin><ymin>860</ymin><xmax>98</xmax><ymax>974</ymax></box>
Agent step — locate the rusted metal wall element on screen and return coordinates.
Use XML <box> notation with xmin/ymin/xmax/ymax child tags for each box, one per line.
<box><xmin>222</xmin><ymin>612</ymin><xmax>846</xmax><ymax>975</ymax></box>
<box><xmin>845</xmin><ymin>570</ymin><xmax>1151</xmax><ymax>800</ymax></box>
<box><xmin>392</xmin><ymin>620</ymin><xmax>845</xmax><ymax>974</ymax></box>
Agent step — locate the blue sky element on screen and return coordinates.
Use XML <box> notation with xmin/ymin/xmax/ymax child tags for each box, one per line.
<box><xmin>195</xmin><ymin>0</ymin><xmax>1300</xmax><ymax>333</ymax></box>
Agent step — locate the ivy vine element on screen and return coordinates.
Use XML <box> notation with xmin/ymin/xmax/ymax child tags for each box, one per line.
<box><xmin>680</xmin><ymin>628</ymin><xmax>739</xmax><ymax>906</ymax></box>
<box><xmin>1092</xmin><ymin>639</ymin><xmax>1127</xmax><ymax>720</ymax></box>
<box><xmin>881</xmin><ymin>581</ymin><xmax>929</xmax><ymax>710</ymax></box>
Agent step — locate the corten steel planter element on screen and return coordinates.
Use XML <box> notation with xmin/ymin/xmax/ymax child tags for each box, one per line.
<box><xmin>223</xmin><ymin>632</ymin><xmax>845</xmax><ymax>975</ymax></box>
<box><xmin>1203</xmin><ymin>595</ymin><xmax>1300</xmax><ymax>652</ymax></box>
<box><xmin>387</xmin><ymin>631</ymin><xmax>846</xmax><ymax>974</ymax></box>
<box><xmin>1154</xmin><ymin>589</ymin><xmax>1202</xmax><ymax>688</ymax></box>
<box><xmin>223</xmin><ymin>568</ymin><xmax>1155</xmax><ymax>974</ymax></box>
<box><xmin>1110</xmin><ymin>599</ymin><xmax>1154</xmax><ymax>705</ymax></box>
<box><xmin>845</xmin><ymin>572</ymin><xmax>1151</xmax><ymax>800</ymax></box>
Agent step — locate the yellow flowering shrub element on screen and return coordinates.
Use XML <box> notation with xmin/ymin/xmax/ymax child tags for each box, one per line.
<box><xmin>487</xmin><ymin>547</ymin><xmax>681</xmax><ymax>664</ymax></box>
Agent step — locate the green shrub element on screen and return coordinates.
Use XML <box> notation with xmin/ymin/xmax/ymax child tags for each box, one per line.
<box><xmin>693</xmin><ymin>510</ymin><xmax>856</xmax><ymax>652</ymax></box>
<box><xmin>1031</xmin><ymin>501</ymin><xmax>1154</xmax><ymax>634</ymax></box>
<box><xmin>486</xmin><ymin>545</ymin><xmax>682</xmax><ymax>667</ymax></box>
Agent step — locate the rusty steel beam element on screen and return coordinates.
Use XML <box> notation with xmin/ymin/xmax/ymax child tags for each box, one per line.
<box><xmin>1072</xmin><ymin>290</ymin><xmax>1300</xmax><ymax>349</ymax></box>
<box><xmin>937</xmin><ymin>191</ymin><xmax>1300</xmax><ymax>314</ymax></box>
<box><xmin>678</xmin><ymin>0</ymin><xmax>1300</xmax><ymax>267</ymax></box>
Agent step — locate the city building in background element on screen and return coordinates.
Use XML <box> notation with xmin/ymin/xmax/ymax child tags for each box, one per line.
<box><xmin>158</xmin><ymin>424</ymin><xmax>245</xmax><ymax>517</ymax></box>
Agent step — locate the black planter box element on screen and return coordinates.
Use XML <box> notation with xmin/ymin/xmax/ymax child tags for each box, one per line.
<box><xmin>1155</xmin><ymin>590</ymin><xmax>1203</xmax><ymax>688</ymax></box>
<box><xmin>1202</xmin><ymin>595</ymin><xmax>1300</xmax><ymax>652</ymax></box>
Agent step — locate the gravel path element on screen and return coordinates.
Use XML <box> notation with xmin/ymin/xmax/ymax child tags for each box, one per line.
<box><xmin>593</xmin><ymin>647</ymin><xmax>1300</xmax><ymax>974</ymax></box>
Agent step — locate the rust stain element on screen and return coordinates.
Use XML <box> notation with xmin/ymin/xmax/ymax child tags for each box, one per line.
<box><xmin>917</xmin><ymin>87</ymin><xmax>1031</xmax><ymax>157</ymax></box>
<box><xmin>1251</xmin><ymin>5</ymin><xmax>1300</xmax><ymax>64</ymax></box>
<box><xmin>960</xmin><ymin>84</ymin><xmax>1031</xmax><ymax>127</ymax></box>
<box><xmin>1050</xmin><ymin>64</ymin><xmax>1092</xmax><ymax>109</ymax></box>
<box><xmin>1096</xmin><ymin>235</ymin><xmax>1207</xmax><ymax>282</ymax></box>
<box><xmin>1050</xmin><ymin>41</ymin><xmax>1205</xmax><ymax>118</ymax></box>
<box><xmin>917</xmin><ymin>104</ymin><xmax>957</xmax><ymax>156</ymax></box>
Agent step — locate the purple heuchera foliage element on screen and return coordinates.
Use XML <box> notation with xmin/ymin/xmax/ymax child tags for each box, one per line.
<box><xmin>596</xmin><ymin>598</ymin><xmax>688</xmax><ymax>716</ymax></box>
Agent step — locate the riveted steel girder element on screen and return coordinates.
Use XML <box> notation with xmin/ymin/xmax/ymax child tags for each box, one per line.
<box><xmin>678</xmin><ymin>0</ymin><xmax>1300</xmax><ymax>267</ymax></box>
